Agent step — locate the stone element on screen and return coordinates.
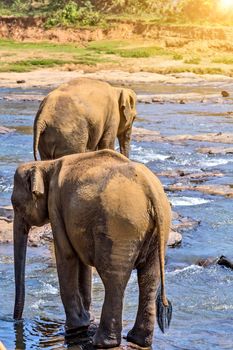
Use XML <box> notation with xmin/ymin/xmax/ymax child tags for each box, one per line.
<box><xmin>0</xmin><ymin>126</ymin><xmax>16</xmax><ymax>134</ymax></box>
<box><xmin>221</xmin><ymin>90</ymin><xmax>229</xmax><ymax>97</ymax></box>
<box><xmin>197</xmin><ymin>146</ymin><xmax>233</xmax><ymax>155</ymax></box>
<box><xmin>0</xmin><ymin>205</ymin><xmax>13</xmax><ymax>221</ymax></box>
<box><xmin>0</xmin><ymin>217</ymin><xmax>53</xmax><ymax>246</ymax></box>
<box><xmin>168</xmin><ymin>184</ymin><xmax>233</xmax><ymax>198</ymax></box>
<box><xmin>168</xmin><ymin>230</ymin><xmax>182</xmax><ymax>247</ymax></box>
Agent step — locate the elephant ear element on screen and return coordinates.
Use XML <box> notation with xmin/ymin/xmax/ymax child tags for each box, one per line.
<box><xmin>27</xmin><ymin>166</ymin><xmax>45</xmax><ymax>199</ymax></box>
<box><xmin>119</xmin><ymin>89</ymin><xmax>137</xmax><ymax>123</ymax></box>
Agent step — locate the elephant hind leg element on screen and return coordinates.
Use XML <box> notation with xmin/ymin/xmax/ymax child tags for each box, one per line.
<box><xmin>93</xmin><ymin>238</ymin><xmax>137</xmax><ymax>348</ymax></box>
<box><xmin>78</xmin><ymin>257</ymin><xmax>92</xmax><ymax>314</ymax></box>
<box><xmin>127</xmin><ymin>247</ymin><xmax>160</xmax><ymax>347</ymax></box>
<box><xmin>97</xmin><ymin>130</ymin><xmax>116</xmax><ymax>151</ymax></box>
<box><xmin>93</xmin><ymin>268</ymin><xmax>131</xmax><ymax>348</ymax></box>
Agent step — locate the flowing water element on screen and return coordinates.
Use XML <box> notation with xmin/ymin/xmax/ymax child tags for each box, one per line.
<box><xmin>0</xmin><ymin>82</ymin><xmax>233</xmax><ymax>350</ymax></box>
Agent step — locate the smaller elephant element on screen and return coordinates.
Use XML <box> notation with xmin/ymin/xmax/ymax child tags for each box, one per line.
<box><xmin>33</xmin><ymin>78</ymin><xmax>137</xmax><ymax>160</ymax></box>
<box><xmin>12</xmin><ymin>150</ymin><xmax>172</xmax><ymax>348</ymax></box>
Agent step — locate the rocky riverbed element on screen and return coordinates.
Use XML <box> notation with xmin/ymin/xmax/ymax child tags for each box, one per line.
<box><xmin>0</xmin><ymin>73</ymin><xmax>233</xmax><ymax>349</ymax></box>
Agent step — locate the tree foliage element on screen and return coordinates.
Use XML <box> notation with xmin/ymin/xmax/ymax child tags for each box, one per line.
<box><xmin>178</xmin><ymin>0</ymin><xmax>219</xmax><ymax>21</ymax></box>
<box><xmin>1</xmin><ymin>0</ymin><xmax>233</xmax><ymax>25</ymax></box>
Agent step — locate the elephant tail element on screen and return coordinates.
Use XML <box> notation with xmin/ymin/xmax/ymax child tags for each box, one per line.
<box><xmin>150</xmin><ymin>183</ymin><xmax>172</xmax><ymax>333</ymax></box>
<box><xmin>33</xmin><ymin>97</ymin><xmax>47</xmax><ymax>160</ymax></box>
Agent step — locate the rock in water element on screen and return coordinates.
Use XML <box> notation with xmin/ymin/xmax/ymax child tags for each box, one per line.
<box><xmin>0</xmin><ymin>126</ymin><xmax>16</xmax><ymax>134</ymax></box>
<box><xmin>168</xmin><ymin>230</ymin><xmax>182</xmax><ymax>247</ymax></box>
<box><xmin>221</xmin><ymin>90</ymin><xmax>230</xmax><ymax>97</ymax></box>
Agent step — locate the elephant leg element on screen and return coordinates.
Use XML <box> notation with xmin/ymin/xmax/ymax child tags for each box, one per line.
<box><xmin>93</xmin><ymin>272</ymin><xmax>130</xmax><ymax>348</ymax></box>
<box><xmin>78</xmin><ymin>257</ymin><xmax>92</xmax><ymax>313</ymax></box>
<box><xmin>52</xmin><ymin>221</ymin><xmax>90</xmax><ymax>332</ymax></box>
<box><xmin>38</xmin><ymin>143</ymin><xmax>50</xmax><ymax>160</ymax></box>
<box><xmin>93</xmin><ymin>238</ymin><xmax>137</xmax><ymax>348</ymax></box>
<box><xmin>118</xmin><ymin>127</ymin><xmax>132</xmax><ymax>158</ymax></box>
<box><xmin>127</xmin><ymin>249</ymin><xmax>160</xmax><ymax>347</ymax></box>
<box><xmin>98</xmin><ymin>130</ymin><xmax>115</xmax><ymax>151</ymax></box>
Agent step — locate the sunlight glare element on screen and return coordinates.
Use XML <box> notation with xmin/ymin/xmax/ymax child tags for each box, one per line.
<box><xmin>220</xmin><ymin>0</ymin><xmax>233</xmax><ymax>10</ymax></box>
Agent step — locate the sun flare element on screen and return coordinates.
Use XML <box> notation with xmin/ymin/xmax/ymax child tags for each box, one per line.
<box><xmin>220</xmin><ymin>0</ymin><xmax>233</xmax><ymax>10</ymax></box>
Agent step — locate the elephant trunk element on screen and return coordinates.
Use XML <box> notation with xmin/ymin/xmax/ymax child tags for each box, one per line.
<box><xmin>13</xmin><ymin>214</ymin><xmax>30</xmax><ymax>320</ymax></box>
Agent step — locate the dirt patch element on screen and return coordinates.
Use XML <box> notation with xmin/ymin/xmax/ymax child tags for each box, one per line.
<box><xmin>0</xmin><ymin>69</ymin><xmax>233</xmax><ymax>89</ymax></box>
<box><xmin>1</xmin><ymin>17</ymin><xmax>232</xmax><ymax>43</ymax></box>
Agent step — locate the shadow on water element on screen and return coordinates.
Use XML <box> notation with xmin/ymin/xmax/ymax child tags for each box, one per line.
<box><xmin>13</xmin><ymin>318</ymin><xmax>64</xmax><ymax>349</ymax></box>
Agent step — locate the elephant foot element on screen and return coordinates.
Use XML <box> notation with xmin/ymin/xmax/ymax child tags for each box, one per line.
<box><xmin>126</xmin><ymin>329</ymin><xmax>152</xmax><ymax>348</ymax></box>
<box><xmin>65</xmin><ymin>326</ymin><xmax>90</xmax><ymax>346</ymax></box>
<box><xmin>88</xmin><ymin>322</ymin><xmax>98</xmax><ymax>337</ymax></box>
<box><xmin>92</xmin><ymin>329</ymin><xmax>121</xmax><ymax>349</ymax></box>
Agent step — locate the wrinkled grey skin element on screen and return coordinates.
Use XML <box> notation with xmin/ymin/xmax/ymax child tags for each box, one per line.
<box><xmin>12</xmin><ymin>150</ymin><xmax>171</xmax><ymax>348</ymax></box>
<box><xmin>33</xmin><ymin>78</ymin><xmax>137</xmax><ymax>160</ymax></box>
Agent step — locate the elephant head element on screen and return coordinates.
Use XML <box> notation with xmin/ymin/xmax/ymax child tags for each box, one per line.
<box><xmin>11</xmin><ymin>163</ymin><xmax>49</xmax><ymax>320</ymax></box>
<box><xmin>116</xmin><ymin>88</ymin><xmax>137</xmax><ymax>157</ymax></box>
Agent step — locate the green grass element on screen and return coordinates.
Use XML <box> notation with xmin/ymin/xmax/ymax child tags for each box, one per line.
<box><xmin>73</xmin><ymin>54</ymin><xmax>112</xmax><ymax>65</ymax></box>
<box><xmin>0</xmin><ymin>58</ymin><xmax>74</xmax><ymax>72</ymax></box>
<box><xmin>212</xmin><ymin>57</ymin><xmax>233</xmax><ymax>64</ymax></box>
<box><xmin>0</xmin><ymin>39</ymin><xmax>92</xmax><ymax>54</ymax></box>
<box><xmin>146</xmin><ymin>66</ymin><xmax>224</xmax><ymax>75</ymax></box>
<box><xmin>173</xmin><ymin>53</ymin><xmax>183</xmax><ymax>60</ymax></box>
<box><xmin>116</xmin><ymin>46</ymin><xmax>171</xmax><ymax>58</ymax></box>
<box><xmin>0</xmin><ymin>53</ymin><xmax>113</xmax><ymax>72</ymax></box>
<box><xmin>87</xmin><ymin>40</ymin><xmax>127</xmax><ymax>53</ymax></box>
<box><xmin>88</xmin><ymin>41</ymin><xmax>171</xmax><ymax>58</ymax></box>
<box><xmin>17</xmin><ymin>58</ymin><xmax>72</xmax><ymax>66</ymax></box>
<box><xmin>184</xmin><ymin>57</ymin><xmax>201</xmax><ymax>64</ymax></box>
<box><xmin>0</xmin><ymin>39</ymin><xmax>117</xmax><ymax>71</ymax></box>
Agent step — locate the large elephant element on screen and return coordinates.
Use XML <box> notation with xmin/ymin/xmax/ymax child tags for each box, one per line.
<box><xmin>12</xmin><ymin>150</ymin><xmax>172</xmax><ymax>348</ymax></box>
<box><xmin>33</xmin><ymin>78</ymin><xmax>137</xmax><ymax>160</ymax></box>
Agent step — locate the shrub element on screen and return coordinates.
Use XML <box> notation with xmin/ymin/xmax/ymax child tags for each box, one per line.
<box><xmin>45</xmin><ymin>1</ymin><xmax>103</xmax><ymax>28</ymax></box>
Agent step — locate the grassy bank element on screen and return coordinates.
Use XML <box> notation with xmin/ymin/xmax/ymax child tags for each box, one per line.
<box><xmin>1</xmin><ymin>37</ymin><xmax>233</xmax><ymax>75</ymax></box>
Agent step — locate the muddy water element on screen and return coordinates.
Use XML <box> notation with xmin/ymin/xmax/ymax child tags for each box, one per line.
<box><xmin>0</xmin><ymin>83</ymin><xmax>233</xmax><ymax>349</ymax></box>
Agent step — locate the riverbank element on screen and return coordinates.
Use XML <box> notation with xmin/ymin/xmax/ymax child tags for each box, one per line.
<box><xmin>1</xmin><ymin>68</ymin><xmax>233</xmax><ymax>89</ymax></box>
<box><xmin>1</xmin><ymin>19</ymin><xmax>233</xmax><ymax>75</ymax></box>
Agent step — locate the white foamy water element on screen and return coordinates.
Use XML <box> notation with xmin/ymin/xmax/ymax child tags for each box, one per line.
<box><xmin>170</xmin><ymin>196</ymin><xmax>212</xmax><ymax>207</ymax></box>
<box><xmin>33</xmin><ymin>282</ymin><xmax>58</xmax><ymax>297</ymax></box>
<box><xmin>131</xmin><ymin>145</ymin><xmax>169</xmax><ymax>163</ymax></box>
<box><xmin>168</xmin><ymin>265</ymin><xmax>202</xmax><ymax>276</ymax></box>
<box><xmin>42</xmin><ymin>282</ymin><xmax>58</xmax><ymax>295</ymax></box>
<box><xmin>199</xmin><ymin>158</ymin><xmax>231</xmax><ymax>167</ymax></box>
<box><xmin>32</xmin><ymin>299</ymin><xmax>44</xmax><ymax>310</ymax></box>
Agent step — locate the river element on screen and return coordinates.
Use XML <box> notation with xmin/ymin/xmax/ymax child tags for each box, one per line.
<box><xmin>0</xmin><ymin>82</ymin><xmax>233</xmax><ymax>349</ymax></box>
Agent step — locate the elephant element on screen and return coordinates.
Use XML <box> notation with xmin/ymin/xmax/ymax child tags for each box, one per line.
<box><xmin>33</xmin><ymin>78</ymin><xmax>137</xmax><ymax>160</ymax></box>
<box><xmin>12</xmin><ymin>149</ymin><xmax>172</xmax><ymax>348</ymax></box>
